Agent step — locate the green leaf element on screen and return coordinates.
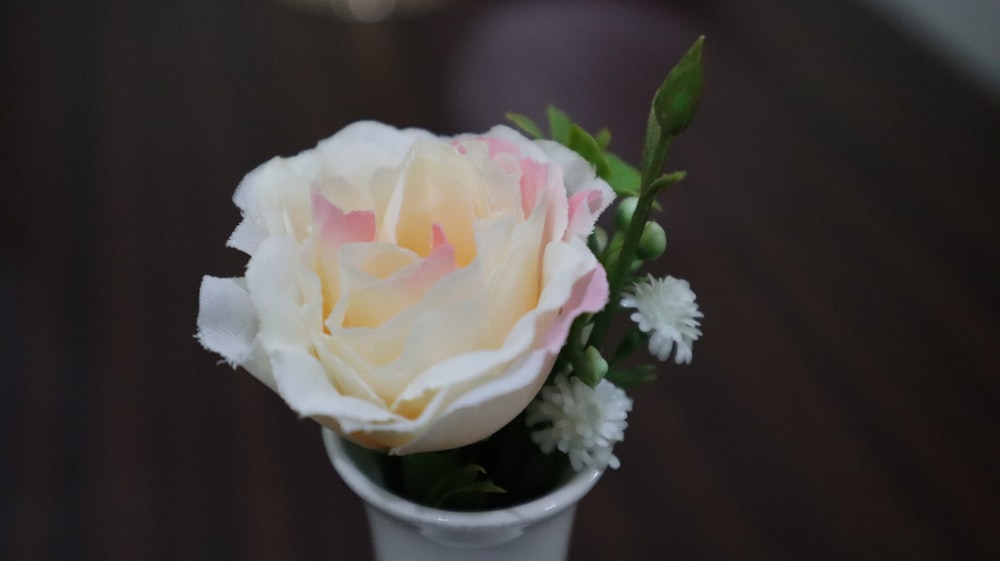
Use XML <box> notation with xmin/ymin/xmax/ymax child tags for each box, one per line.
<box><xmin>653</xmin><ymin>36</ymin><xmax>705</xmax><ymax>136</ymax></box>
<box><xmin>568</xmin><ymin>124</ymin><xmax>611</xmax><ymax>178</ymax></box>
<box><xmin>425</xmin><ymin>464</ymin><xmax>506</xmax><ymax>509</ymax></box>
<box><xmin>605</xmin><ymin>153</ymin><xmax>642</xmax><ymax>197</ymax></box>
<box><xmin>434</xmin><ymin>481</ymin><xmax>508</xmax><ymax>509</ymax></box>
<box><xmin>505</xmin><ymin>112</ymin><xmax>544</xmax><ymax>139</ymax></box>
<box><xmin>606</xmin><ymin>364</ymin><xmax>658</xmax><ymax>388</ymax></box>
<box><xmin>594</xmin><ymin>128</ymin><xmax>612</xmax><ymax>150</ymax></box>
<box><xmin>648</xmin><ymin>170</ymin><xmax>687</xmax><ymax>197</ymax></box>
<box><xmin>547</xmin><ymin>105</ymin><xmax>572</xmax><ymax>144</ymax></box>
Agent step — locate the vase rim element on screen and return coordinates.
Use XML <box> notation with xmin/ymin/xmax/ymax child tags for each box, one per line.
<box><xmin>322</xmin><ymin>427</ymin><xmax>603</xmax><ymax>530</ymax></box>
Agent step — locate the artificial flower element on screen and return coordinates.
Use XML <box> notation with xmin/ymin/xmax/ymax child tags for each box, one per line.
<box><xmin>526</xmin><ymin>373</ymin><xmax>633</xmax><ymax>471</ymax></box>
<box><xmin>621</xmin><ymin>275</ymin><xmax>703</xmax><ymax>364</ymax></box>
<box><xmin>197</xmin><ymin>121</ymin><xmax>614</xmax><ymax>455</ymax></box>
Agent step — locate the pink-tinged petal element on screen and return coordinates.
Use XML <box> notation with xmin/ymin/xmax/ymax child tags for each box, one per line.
<box><xmin>430</xmin><ymin>222</ymin><xmax>448</xmax><ymax>252</ymax></box>
<box><xmin>311</xmin><ymin>193</ymin><xmax>376</xmax><ymax>250</ymax></box>
<box><xmin>406</xmin><ymin>242</ymin><xmax>457</xmax><ymax>289</ymax></box>
<box><xmin>566</xmin><ymin>187</ymin><xmax>612</xmax><ymax>240</ymax></box>
<box><xmin>393</xmin><ymin>141</ymin><xmax>482</xmax><ymax>267</ymax></box>
<box><xmin>517</xmin><ymin>158</ymin><xmax>550</xmax><ymax>218</ymax></box>
<box><xmin>310</xmin><ymin>195</ymin><xmax>376</xmax><ymax>325</ymax></box>
<box><xmin>452</xmin><ymin>136</ymin><xmax>523</xmax><ymax>159</ymax></box>
<box><xmin>481</xmin><ymin>137</ymin><xmax>521</xmax><ymax>159</ymax></box>
<box><xmin>343</xmin><ymin>242</ymin><xmax>457</xmax><ymax>329</ymax></box>
<box><xmin>541</xmin><ymin>260</ymin><xmax>609</xmax><ymax>353</ymax></box>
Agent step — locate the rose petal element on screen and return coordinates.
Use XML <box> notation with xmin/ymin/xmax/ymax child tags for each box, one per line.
<box><xmin>196</xmin><ymin>275</ymin><xmax>276</xmax><ymax>391</ymax></box>
<box><xmin>269</xmin><ymin>347</ymin><xmax>400</xmax><ymax>429</ymax></box>
<box><xmin>343</xmin><ymin>242</ymin><xmax>456</xmax><ymax>329</ymax></box>
<box><xmin>384</xmin><ymin>140</ymin><xmax>485</xmax><ymax>267</ymax></box>
<box><xmin>390</xmin><ymin>348</ymin><xmax>554</xmax><ymax>454</ymax></box>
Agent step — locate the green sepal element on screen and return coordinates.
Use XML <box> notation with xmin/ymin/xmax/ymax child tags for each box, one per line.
<box><xmin>546</xmin><ymin>105</ymin><xmax>573</xmax><ymax>144</ymax></box>
<box><xmin>653</xmin><ymin>36</ymin><xmax>704</xmax><ymax>136</ymax></box>
<box><xmin>505</xmin><ymin>112</ymin><xmax>544</xmax><ymax>139</ymax></box>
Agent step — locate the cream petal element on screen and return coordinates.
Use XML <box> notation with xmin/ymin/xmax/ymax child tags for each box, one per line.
<box><xmin>328</xmin><ymin>242</ymin><xmax>420</xmax><ymax>330</ymax></box>
<box><xmin>232</xmin><ymin>122</ymin><xmax>430</xmax><ymax>246</ymax></box>
<box><xmin>339</xmin><ymin>389</ymin><xmax>452</xmax><ymax>451</ymax></box>
<box><xmin>313</xmin><ymin>121</ymin><xmax>429</xmax><ymax>190</ymax></box>
<box><xmin>328</xmin><ymin>254</ymin><xmax>482</xmax><ymax>401</ymax></box>
<box><xmin>269</xmin><ymin>347</ymin><xmax>399</xmax><ymax>430</ymax></box>
<box><xmin>385</xmin><ymin>140</ymin><xmax>488</xmax><ymax>267</ymax></box>
<box><xmin>391</xmin><ymin>262</ymin><xmax>584</xmax><ymax>408</ymax></box>
<box><xmin>393</xmin><ymin>235</ymin><xmax>601</xmax><ymax>406</ymax></box>
<box><xmin>233</xmin><ymin>157</ymin><xmax>313</xmax><ymax>241</ymax></box>
<box><xmin>245</xmin><ymin>236</ymin><xmax>319</xmax><ymax>348</ymax></box>
<box><xmin>197</xmin><ymin>275</ymin><xmax>259</xmax><ymax>367</ymax></box>
<box><xmin>386</xmin><ymin>297</ymin><xmax>497</xmax><ymax>404</ymax></box>
<box><xmin>479</xmin><ymin>205</ymin><xmax>547</xmax><ymax>341</ymax></box>
<box><xmin>343</xmin><ymin>243</ymin><xmax>456</xmax><ymax>329</ymax></box>
<box><xmin>390</xmin><ymin>348</ymin><xmax>555</xmax><ymax>455</ymax></box>
<box><xmin>312</xmin><ymin>332</ymin><xmax>384</xmax><ymax>406</ymax></box>
<box><xmin>226</xmin><ymin>217</ymin><xmax>269</xmax><ymax>256</ymax></box>
<box><xmin>241</xmin><ymin>340</ymin><xmax>278</xmax><ymax>393</ymax></box>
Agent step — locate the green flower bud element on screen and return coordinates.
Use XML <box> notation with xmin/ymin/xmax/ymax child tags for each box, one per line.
<box><xmin>636</xmin><ymin>221</ymin><xmax>667</xmax><ymax>261</ymax></box>
<box><xmin>615</xmin><ymin>197</ymin><xmax>639</xmax><ymax>231</ymax></box>
<box><xmin>653</xmin><ymin>36</ymin><xmax>704</xmax><ymax>136</ymax></box>
<box><xmin>574</xmin><ymin>345</ymin><xmax>609</xmax><ymax>386</ymax></box>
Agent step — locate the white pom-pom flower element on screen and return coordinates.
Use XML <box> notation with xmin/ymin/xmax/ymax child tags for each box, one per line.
<box><xmin>526</xmin><ymin>373</ymin><xmax>632</xmax><ymax>471</ymax></box>
<box><xmin>621</xmin><ymin>275</ymin><xmax>703</xmax><ymax>364</ymax></box>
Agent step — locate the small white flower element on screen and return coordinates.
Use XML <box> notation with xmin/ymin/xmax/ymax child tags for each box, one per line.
<box><xmin>526</xmin><ymin>374</ymin><xmax>632</xmax><ymax>471</ymax></box>
<box><xmin>621</xmin><ymin>275</ymin><xmax>703</xmax><ymax>364</ymax></box>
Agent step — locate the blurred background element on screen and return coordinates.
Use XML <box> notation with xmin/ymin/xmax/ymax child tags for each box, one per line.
<box><xmin>2</xmin><ymin>0</ymin><xmax>998</xmax><ymax>559</ymax></box>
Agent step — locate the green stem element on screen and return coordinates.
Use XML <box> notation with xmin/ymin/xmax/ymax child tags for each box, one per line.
<box><xmin>588</xmin><ymin>125</ymin><xmax>674</xmax><ymax>350</ymax></box>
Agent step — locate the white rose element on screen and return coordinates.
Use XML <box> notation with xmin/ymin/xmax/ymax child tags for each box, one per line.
<box><xmin>197</xmin><ymin>122</ymin><xmax>613</xmax><ymax>454</ymax></box>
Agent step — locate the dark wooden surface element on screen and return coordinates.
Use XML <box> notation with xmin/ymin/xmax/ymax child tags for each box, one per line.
<box><xmin>3</xmin><ymin>0</ymin><xmax>999</xmax><ymax>559</ymax></box>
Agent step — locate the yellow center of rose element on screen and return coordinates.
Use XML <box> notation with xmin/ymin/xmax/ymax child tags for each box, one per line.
<box><xmin>390</xmin><ymin>141</ymin><xmax>488</xmax><ymax>268</ymax></box>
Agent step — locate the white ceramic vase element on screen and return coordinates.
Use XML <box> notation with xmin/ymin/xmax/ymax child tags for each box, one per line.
<box><xmin>322</xmin><ymin>428</ymin><xmax>602</xmax><ymax>561</ymax></box>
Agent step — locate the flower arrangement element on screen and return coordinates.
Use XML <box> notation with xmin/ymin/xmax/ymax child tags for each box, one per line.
<box><xmin>198</xmin><ymin>38</ymin><xmax>705</xmax><ymax>510</ymax></box>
